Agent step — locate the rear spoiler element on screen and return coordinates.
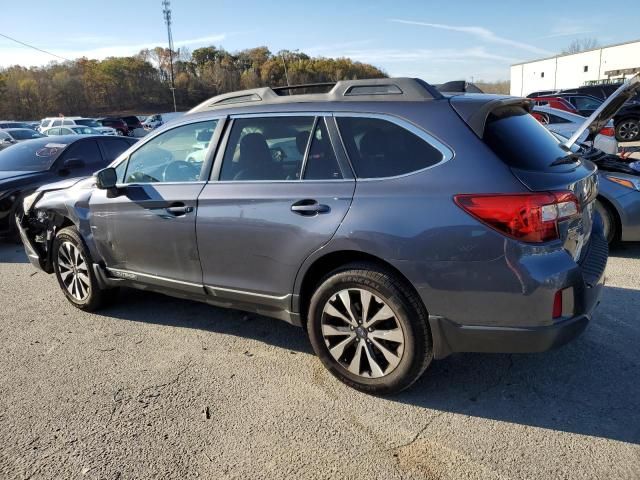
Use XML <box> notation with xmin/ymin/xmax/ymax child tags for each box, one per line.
<box><xmin>448</xmin><ymin>95</ymin><xmax>532</xmax><ymax>138</ymax></box>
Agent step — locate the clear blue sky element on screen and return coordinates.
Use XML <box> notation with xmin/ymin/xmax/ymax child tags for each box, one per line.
<box><xmin>1</xmin><ymin>0</ymin><xmax>638</xmax><ymax>82</ymax></box>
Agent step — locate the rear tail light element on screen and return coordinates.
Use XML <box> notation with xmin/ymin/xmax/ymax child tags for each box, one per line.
<box><xmin>599</xmin><ymin>126</ymin><xmax>615</xmax><ymax>137</ymax></box>
<box><xmin>454</xmin><ymin>191</ymin><xmax>580</xmax><ymax>243</ymax></box>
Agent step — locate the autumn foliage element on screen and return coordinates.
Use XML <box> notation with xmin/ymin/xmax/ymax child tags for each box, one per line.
<box><xmin>0</xmin><ymin>46</ymin><xmax>387</xmax><ymax>120</ymax></box>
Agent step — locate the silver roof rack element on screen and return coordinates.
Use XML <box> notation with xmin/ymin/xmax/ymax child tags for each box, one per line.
<box><xmin>187</xmin><ymin>77</ymin><xmax>443</xmax><ymax>114</ymax></box>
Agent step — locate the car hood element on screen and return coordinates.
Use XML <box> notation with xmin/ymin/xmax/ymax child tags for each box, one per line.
<box><xmin>565</xmin><ymin>73</ymin><xmax>640</xmax><ymax>148</ymax></box>
<box><xmin>0</xmin><ymin>170</ymin><xmax>39</xmax><ymax>183</ymax></box>
<box><xmin>35</xmin><ymin>175</ymin><xmax>93</xmax><ymax>193</ymax></box>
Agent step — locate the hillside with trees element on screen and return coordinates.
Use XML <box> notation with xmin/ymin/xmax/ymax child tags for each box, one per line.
<box><xmin>0</xmin><ymin>46</ymin><xmax>387</xmax><ymax>120</ymax></box>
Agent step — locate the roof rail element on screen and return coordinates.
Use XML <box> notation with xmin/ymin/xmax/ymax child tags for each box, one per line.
<box><xmin>272</xmin><ymin>82</ymin><xmax>337</xmax><ymax>95</ymax></box>
<box><xmin>187</xmin><ymin>77</ymin><xmax>443</xmax><ymax>114</ymax></box>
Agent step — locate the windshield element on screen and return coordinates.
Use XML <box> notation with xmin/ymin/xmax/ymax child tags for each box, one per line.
<box><xmin>0</xmin><ymin>138</ymin><xmax>68</xmax><ymax>171</ymax></box>
<box><xmin>8</xmin><ymin>129</ymin><xmax>44</xmax><ymax>140</ymax></box>
<box><xmin>75</xmin><ymin>119</ymin><xmax>100</xmax><ymax>128</ymax></box>
<box><xmin>573</xmin><ymin>96</ymin><xmax>602</xmax><ymax>110</ymax></box>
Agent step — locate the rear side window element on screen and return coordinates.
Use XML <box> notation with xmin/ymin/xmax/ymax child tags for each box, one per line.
<box><xmin>62</xmin><ymin>140</ymin><xmax>103</xmax><ymax>167</ymax></box>
<box><xmin>220</xmin><ymin>116</ymin><xmax>314</xmax><ymax>181</ymax></box>
<box><xmin>336</xmin><ymin>117</ymin><xmax>443</xmax><ymax>178</ymax></box>
<box><xmin>484</xmin><ymin>107</ymin><xmax>571</xmax><ymax>171</ymax></box>
<box><xmin>304</xmin><ymin>119</ymin><xmax>342</xmax><ymax>180</ymax></box>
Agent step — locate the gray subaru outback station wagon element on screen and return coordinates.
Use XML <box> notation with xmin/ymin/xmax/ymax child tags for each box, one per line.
<box><xmin>18</xmin><ymin>78</ymin><xmax>609</xmax><ymax>394</ymax></box>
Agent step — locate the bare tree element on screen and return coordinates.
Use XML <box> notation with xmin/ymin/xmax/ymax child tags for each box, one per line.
<box><xmin>562</xmin><ymin>38</ymin><xmax>599</xmax><ymax>54</ymax></box>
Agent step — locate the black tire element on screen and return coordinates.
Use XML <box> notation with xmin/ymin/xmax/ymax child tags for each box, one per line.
<box><xmin>52</xmin><ymin>226</ymin><xmax>118</xmax><ymax>311</ymax></box>
<box><xmin>615</xmin><ymin>118</ymin><xmax>640</xmax><ymax>142</ymax></box>
<box><xmin>307</xmin><ymin>262</ymin><xmax>432</xmax><ymax>395</ymax></box>
<box><xmin>595</xmin><ymin>199</ymin><xmax>618</xmax><ymax>245</ymax></box>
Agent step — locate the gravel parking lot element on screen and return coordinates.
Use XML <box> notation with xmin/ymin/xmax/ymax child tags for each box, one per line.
<box><xmin>0</xmin><ymin>242</ymin><xmax>638</xmax><ymax>479</ymax></box>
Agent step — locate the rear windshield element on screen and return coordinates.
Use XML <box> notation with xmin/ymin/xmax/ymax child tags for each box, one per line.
<box><xmin>0</xmin><ymin>138</ymin><xmax>68</xmax><ymax>171</ymax></box>
<box><xmin>484</xmin><ymin>106</ymin><xmax>575</xmax><ymax>171</ymax></box>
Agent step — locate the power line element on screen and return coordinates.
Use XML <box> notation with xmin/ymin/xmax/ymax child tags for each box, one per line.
<box><xmin>0</xmin><ymin>32</ymin><xmax>71</xmax><ymax>62</ymax></box>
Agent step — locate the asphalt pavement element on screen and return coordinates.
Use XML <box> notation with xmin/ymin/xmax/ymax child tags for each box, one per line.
<box><xmin>0</xmin><ymin>241</ymin><xmax>638</xmax><ymax>479</ymax></box>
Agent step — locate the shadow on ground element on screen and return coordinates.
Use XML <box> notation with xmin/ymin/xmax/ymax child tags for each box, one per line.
<box><xmin>608</xmin><ymin>241</ymin><xmax>640</xmax><ymax>258</ymax></box>
<box><xmin>397</xmin><ymin>285</ymin><xmax>640</xmax><ymax>445</ymax></box>
<box><xmin>101</xmin><ymin>283</ymin><xmax>639</xmax><ymax>445</ymax></box>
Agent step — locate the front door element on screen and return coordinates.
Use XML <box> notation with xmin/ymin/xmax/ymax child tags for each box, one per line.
<box><xmin>196</xmin><ymin>115</ymin><xmax>355</xmax><ymax>313</ymax></box>
<box><xmin>90</xmin><ymin>119</ymin><xmax>220</xmax><ymax>292</ymax></box>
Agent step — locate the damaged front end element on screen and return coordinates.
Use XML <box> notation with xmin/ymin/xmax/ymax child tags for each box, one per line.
<box><xmin>17</xmin><ymin>194</ymin><xmax>68</xmax><ymax>273</ymax></box>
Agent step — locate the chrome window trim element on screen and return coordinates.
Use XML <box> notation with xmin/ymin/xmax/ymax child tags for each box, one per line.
<box><xmin>113</xmin><ymin>181</ymin><xmax>207</xmax><ymax>188</ymax></box>
<box><xmin>109</xmin><ymin>117</ymin><xmax>225</xmax><ymax>181</ymax></box>
<box><xmin>333</xmin><ymin>112</ymin><xmax>455</xmax><ymax>181</ymax></box>
<box><xmin>214</xmin><ymin>113</ymin><xmax>347</xmax><ymax>183</ymax></box>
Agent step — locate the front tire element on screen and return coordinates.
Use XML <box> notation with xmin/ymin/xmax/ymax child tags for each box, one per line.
<box><xmin>307</xmin><ymin>263</ymin><xmax>432</xmax><ymax>395</ymax></box>
<box><xmin>52</xmin><ymin>226</ymin><xmax>118</xmax><ymax>311</ymax></box>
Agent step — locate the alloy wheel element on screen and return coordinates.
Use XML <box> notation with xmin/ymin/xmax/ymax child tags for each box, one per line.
<box><xmin>618</xmin><ymin>121</ymin><xmax>640</xmax><ymax>141</ymax></box>
<box><xmin>321</xmin><ymin>288</ymin><xmax>405</xmax><ymax>378</ymax></box>
<box><xmin>57</xmin><ymin>241</ymin><xmax>91</xmax><ymax>301</ymax></box>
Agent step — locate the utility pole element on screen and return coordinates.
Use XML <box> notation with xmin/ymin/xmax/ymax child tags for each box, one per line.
<box><xmin>162</xmin><ymin>0</ymin><xmax>177</xmax><ymax>112</ymax></box>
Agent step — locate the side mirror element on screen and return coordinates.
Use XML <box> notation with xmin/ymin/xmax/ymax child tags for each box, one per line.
<box><xmin>95</xmin><ymin>167</ymin><xmax>118</xmax><ymax>190</ymax></box>
<box><xmin>1</xmin><ymin>138</ymin><xmax>13</xmax><ymax>145</ymax></box>
<box><xmin>63</xmin><ymin>158</ymin><xmax>85</xmax><ymax>169</ymax></box>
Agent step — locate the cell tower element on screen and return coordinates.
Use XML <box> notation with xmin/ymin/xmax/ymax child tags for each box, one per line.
<box><xmin>162</xmin><ymin>0</ymin><xmax>177</xmax><ymax>112</ymax></box>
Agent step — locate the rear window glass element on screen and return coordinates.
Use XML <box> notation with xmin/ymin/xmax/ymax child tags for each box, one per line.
<box><xmin>336</xmin><ymin>117</ymin><xmax>443</xmax><ymax>178</ymax></box>
<box><xmin>484</xmin><ymin>107</ymin><xmax>574</xmax><ymax>171</ymax></box>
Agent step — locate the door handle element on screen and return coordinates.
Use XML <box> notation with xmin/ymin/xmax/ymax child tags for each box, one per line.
<box><xmin>291</xmin><ymin>199</ymin><xmax>330</xmax><ymax>216</ymax></box>
<box><xmin>165</xmin><ymin>204</ymin><xmax>194</xmax><ymax>216</ymax></box>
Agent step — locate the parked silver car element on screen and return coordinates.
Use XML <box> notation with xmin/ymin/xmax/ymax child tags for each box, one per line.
<box><xmin>532</xmin><ymin>105</ymin><xmax>618</xmax><ymax>155</ymax></box>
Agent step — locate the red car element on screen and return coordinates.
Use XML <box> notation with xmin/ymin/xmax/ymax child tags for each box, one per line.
<box><xmin>530</xmin><ymin>96</ymin><xmax>579</xmax><ymax>115</ymax></box>
<box><xmin>97</xmin><ymin>117</ymin><xmax>129</xmax><ymax>136</ymax></box>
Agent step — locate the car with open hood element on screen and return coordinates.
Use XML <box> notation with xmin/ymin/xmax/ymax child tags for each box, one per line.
<box><xmin>0</xmin><ymin>135</ymin><xmax>136</xmax><ymax>238</ymax></box>
<box><xmin>548</xmin><ymin>75</ymin><xmax>640</xmax><ymax>243</ymax></box>
<box><xmin>531</xmin><ymin>106</ymin><xmax>617</xmax><ymax>155</ymax></box>
<box><xmin>17</xmin><ymin>76</ymin><xmax>621</xmax><ymax>394</ymax></box>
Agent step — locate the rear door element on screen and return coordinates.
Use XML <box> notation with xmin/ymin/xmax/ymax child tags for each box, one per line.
<box><xmin>196</xmin><ymin>114</ymin><xmax>354</xmax><ymax>311</ymax></box>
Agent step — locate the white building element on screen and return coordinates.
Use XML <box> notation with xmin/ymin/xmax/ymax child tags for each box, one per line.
<box><xmin>510</xmin><ymin>39</ymin><xmax>640</xmax><ymax>96</ymax></box>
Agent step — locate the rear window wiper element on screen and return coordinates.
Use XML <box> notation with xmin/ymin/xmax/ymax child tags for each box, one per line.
<box><xmin>549</xmin><ymin>152</ymin><xmax>582</xmax><ymax>167</ymax></box>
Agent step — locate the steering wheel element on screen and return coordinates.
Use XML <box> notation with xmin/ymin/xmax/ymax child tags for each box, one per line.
<box><xmin>162</xmin><ymin>160</ymin><xmax>200</xmax><ymax>182</ymax></box>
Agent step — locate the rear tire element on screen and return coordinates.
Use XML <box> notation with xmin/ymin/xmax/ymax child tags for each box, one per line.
<box><xmin>595</xmin><ymin>199</ymin><xmax>618</xmax><ymax>245</ymax></box>
<box><xmin>52</xmin><ymin>226</ymin><xmax>118</xmax><ymax>311</ymax></box>
<box><xmin>307</xmin><ymin>262</ymin><xmax>432</xmax><ymax>395</ymax></box>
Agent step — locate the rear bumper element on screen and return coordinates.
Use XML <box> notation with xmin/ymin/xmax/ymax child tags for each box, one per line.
<box><xmin>429</xmin><ymin>230</ymin><xmax>607</xmax><ymax>359</ymax></box>
<box><xmin>430</xmin><ymin>313</ymin><xmax>592</xmax><ymax>359</ymax></box>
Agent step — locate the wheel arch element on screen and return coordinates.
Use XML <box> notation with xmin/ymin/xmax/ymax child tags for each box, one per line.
<box><xmin>294</xmin><ymin>249</ymin><xmax>426</xmax><ymax>327</ymax></box>
<box><xmin>596</xmin><ymin>194</ymin><xmax>622</xmax><ymax>242</ymax></box>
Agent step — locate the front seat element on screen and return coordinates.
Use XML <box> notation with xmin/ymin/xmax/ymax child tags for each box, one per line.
<box><xmin>234</xmin><ymin>133</ymin><xmax>282</xmax><ymax>180</ymax></box>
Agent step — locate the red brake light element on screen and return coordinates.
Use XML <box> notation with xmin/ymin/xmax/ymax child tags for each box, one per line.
<box><xmin>454</xmin><ymin>191</ymin><xmax>580</xmax><ymax>243</ymax></box>
<box><xmin>599</xmin><ymin>126</ymin><xmax>615</xmax><ymax>137</ymax></box>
